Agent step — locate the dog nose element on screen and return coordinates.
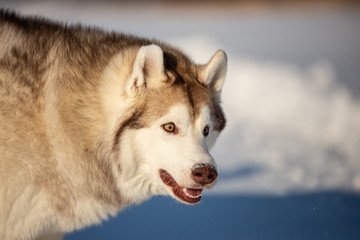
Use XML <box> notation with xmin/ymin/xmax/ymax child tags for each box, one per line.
<box><xmin>191</xmin><ymin>164</ymin><xmax>218</xmax><ymax>186</ymax></box>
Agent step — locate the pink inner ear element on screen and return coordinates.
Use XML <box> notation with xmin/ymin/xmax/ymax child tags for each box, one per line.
<box><xmin>142</xmin><ymin>60</ymin><xmax>150</xmax><ymax>77</ymax></box>
<box><xmin>133</xmin><ymin>77</ymin><xmax>138</xmax><ymax>88</ymax></box>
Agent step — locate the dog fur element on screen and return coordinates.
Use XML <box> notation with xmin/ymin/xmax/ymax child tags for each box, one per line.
<box><xmin>0</xmin><ymin>10</ymin><xmax>227</xmax><ymax>240</ymax></box>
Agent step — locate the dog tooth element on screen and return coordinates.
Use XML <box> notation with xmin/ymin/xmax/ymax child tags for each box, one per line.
<box><xmin>182</xmin><ymin>188</ymin><xmax>201</xmax><ymax>199</ymax></box>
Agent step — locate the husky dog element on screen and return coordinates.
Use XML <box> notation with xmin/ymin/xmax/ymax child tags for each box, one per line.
<box><xmin>0</xmin><ymin>10</ymin><xmax>227</xmax><ymax>240</ymax></box>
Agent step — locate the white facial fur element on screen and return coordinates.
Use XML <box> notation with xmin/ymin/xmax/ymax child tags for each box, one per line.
<box><xmin>104</xmin><ymin>45</ymin><xmax>226</xmax><ymax>205</ymax></box>
<box><xmin>116</xmin><ymin>103</ymin><xmax>219</xmax><ymax>204</ymax></box>
<box><xmin>197</xmin><ymin>105</ymin><xmax>221</xmax><ymax>151</ymax></box>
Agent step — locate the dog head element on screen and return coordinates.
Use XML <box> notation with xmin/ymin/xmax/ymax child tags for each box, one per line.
<box><xmin>103</xmin><ymin>45</ymin><xmax>227</xmax><ymax>205</ymax></box>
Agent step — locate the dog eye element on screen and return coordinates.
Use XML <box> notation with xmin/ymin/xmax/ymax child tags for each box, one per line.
<box><xmin>162</xmin><ymin>122</ymin><xmax>177</xmax><ymax>134</ymax></box>
<box><xmin>203</xmin><ymin>125</ymin><xmax>210</xmax><ymax>137</ymax></box>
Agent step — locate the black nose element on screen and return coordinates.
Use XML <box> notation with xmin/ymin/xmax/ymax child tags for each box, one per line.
<box><xmin>191</xmin><ymin>164</ymin><xmax>218</xmax><ymax>186</ymax></box>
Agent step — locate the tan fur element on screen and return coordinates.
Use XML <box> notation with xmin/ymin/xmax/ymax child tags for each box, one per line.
<box><xmin>0</xmin><ymin>10</ymin><xmax>226</xmax><ymax>240</ymax></box>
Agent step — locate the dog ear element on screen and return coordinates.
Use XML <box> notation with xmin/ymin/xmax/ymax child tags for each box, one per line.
<box><xmin>198</xmin><ymin>50</ymin><xmax>227</xmax><ymax>97</ymax></box>
<box><xmin>125</xmin><ymin>45</ymin><xmax>166</xmax><ymax>98</ymax></box>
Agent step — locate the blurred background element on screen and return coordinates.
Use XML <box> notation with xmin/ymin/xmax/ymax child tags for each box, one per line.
<box><xmin>2</xmin><ymin>0</ymin><xmax>359</xmax><ymax>239</ymax></box>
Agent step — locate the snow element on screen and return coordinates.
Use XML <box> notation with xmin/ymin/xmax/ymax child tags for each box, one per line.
<box><xmin>210</xmin><ymin>49</ymin><xmax>360</xmax><ymax>194</ymax></box>
<box><xmin>3</xmin><ymin>1</ymin><xmax>360</xmax><ymax>195</ymax></box>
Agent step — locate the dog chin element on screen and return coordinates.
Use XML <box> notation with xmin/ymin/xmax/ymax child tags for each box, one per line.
<box><xmin>159</xmin><ymin>169</ymin><xmax>203</xmax><ymax>205</ymax></box>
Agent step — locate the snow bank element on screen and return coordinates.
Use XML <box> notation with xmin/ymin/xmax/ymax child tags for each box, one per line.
<box><xmin>4</xmin><ymin>1</ymin><xmax>360</xmax><ymax>195</ymax></box>
<box><xmin>172</xmin><ymin>36</ymin><xmax>360</xmax><ymax>195</ymax></box>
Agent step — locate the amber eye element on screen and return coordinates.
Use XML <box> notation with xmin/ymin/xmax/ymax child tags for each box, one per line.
<box><xmin>203</xmin><ymin>125</ymin><xmax>210</xmax><ymax>137</ymax></box>
<box><xmin>162</xmin><ymin>122</ymin><xmax>176</xmax><ymax>133</ymax></box>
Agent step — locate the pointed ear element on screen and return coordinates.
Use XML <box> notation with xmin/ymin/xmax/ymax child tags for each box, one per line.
<box><xmin>125</xmin><ymin>44</ymin><xmax>166</xmax><ymax>98</ymax></box>
<box><xmin>198</xmin><ymin>50</ymin><xmax>227</xmax><ymax>96</ymax></box>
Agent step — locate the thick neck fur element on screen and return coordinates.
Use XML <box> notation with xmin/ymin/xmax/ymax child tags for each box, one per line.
<box><xmin>0</xmin><ymin>11</ymin><xmax>227</xmax><ymax>239</ymax></box>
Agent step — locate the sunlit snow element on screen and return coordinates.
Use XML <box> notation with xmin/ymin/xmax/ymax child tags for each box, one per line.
<box><xmin>4</xmin><ymin>1</ymin><xmax>360</xmax><ymax>195</ymax></box>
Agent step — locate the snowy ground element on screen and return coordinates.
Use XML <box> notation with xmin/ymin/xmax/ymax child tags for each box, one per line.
<box><xmin>3</xmin><ymin>0</ymin><xmax>360</xmax><ymax>196</ymax></box>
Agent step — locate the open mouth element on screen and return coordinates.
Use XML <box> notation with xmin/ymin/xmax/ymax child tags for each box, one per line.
<box><xmin>159</xmin><ymin>169</ymin><xmax>203</xmax><ymax>204</ymax></box>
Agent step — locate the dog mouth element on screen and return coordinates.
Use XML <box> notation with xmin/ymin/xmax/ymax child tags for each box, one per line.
<box><xmin>159</xmin><ymin>169</ymin><xmax>203</xmax><ymax>204</ymax></box>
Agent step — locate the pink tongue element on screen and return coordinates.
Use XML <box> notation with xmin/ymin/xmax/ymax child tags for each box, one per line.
<box><xmin>186</xmin><ymin>188</ymin><xmax>203</xmax><ymax>196</ymax></box>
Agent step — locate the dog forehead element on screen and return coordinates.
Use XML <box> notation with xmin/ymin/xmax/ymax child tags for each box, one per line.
<box><xmin>142</xmin><ymin>83</ymin><xmax>212</xmax><ymax>125</ymax></box>
<box><xmin>163</xmin><ymin>103</ymin><xmax>191</xmax><ymax>123</ymax></box>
